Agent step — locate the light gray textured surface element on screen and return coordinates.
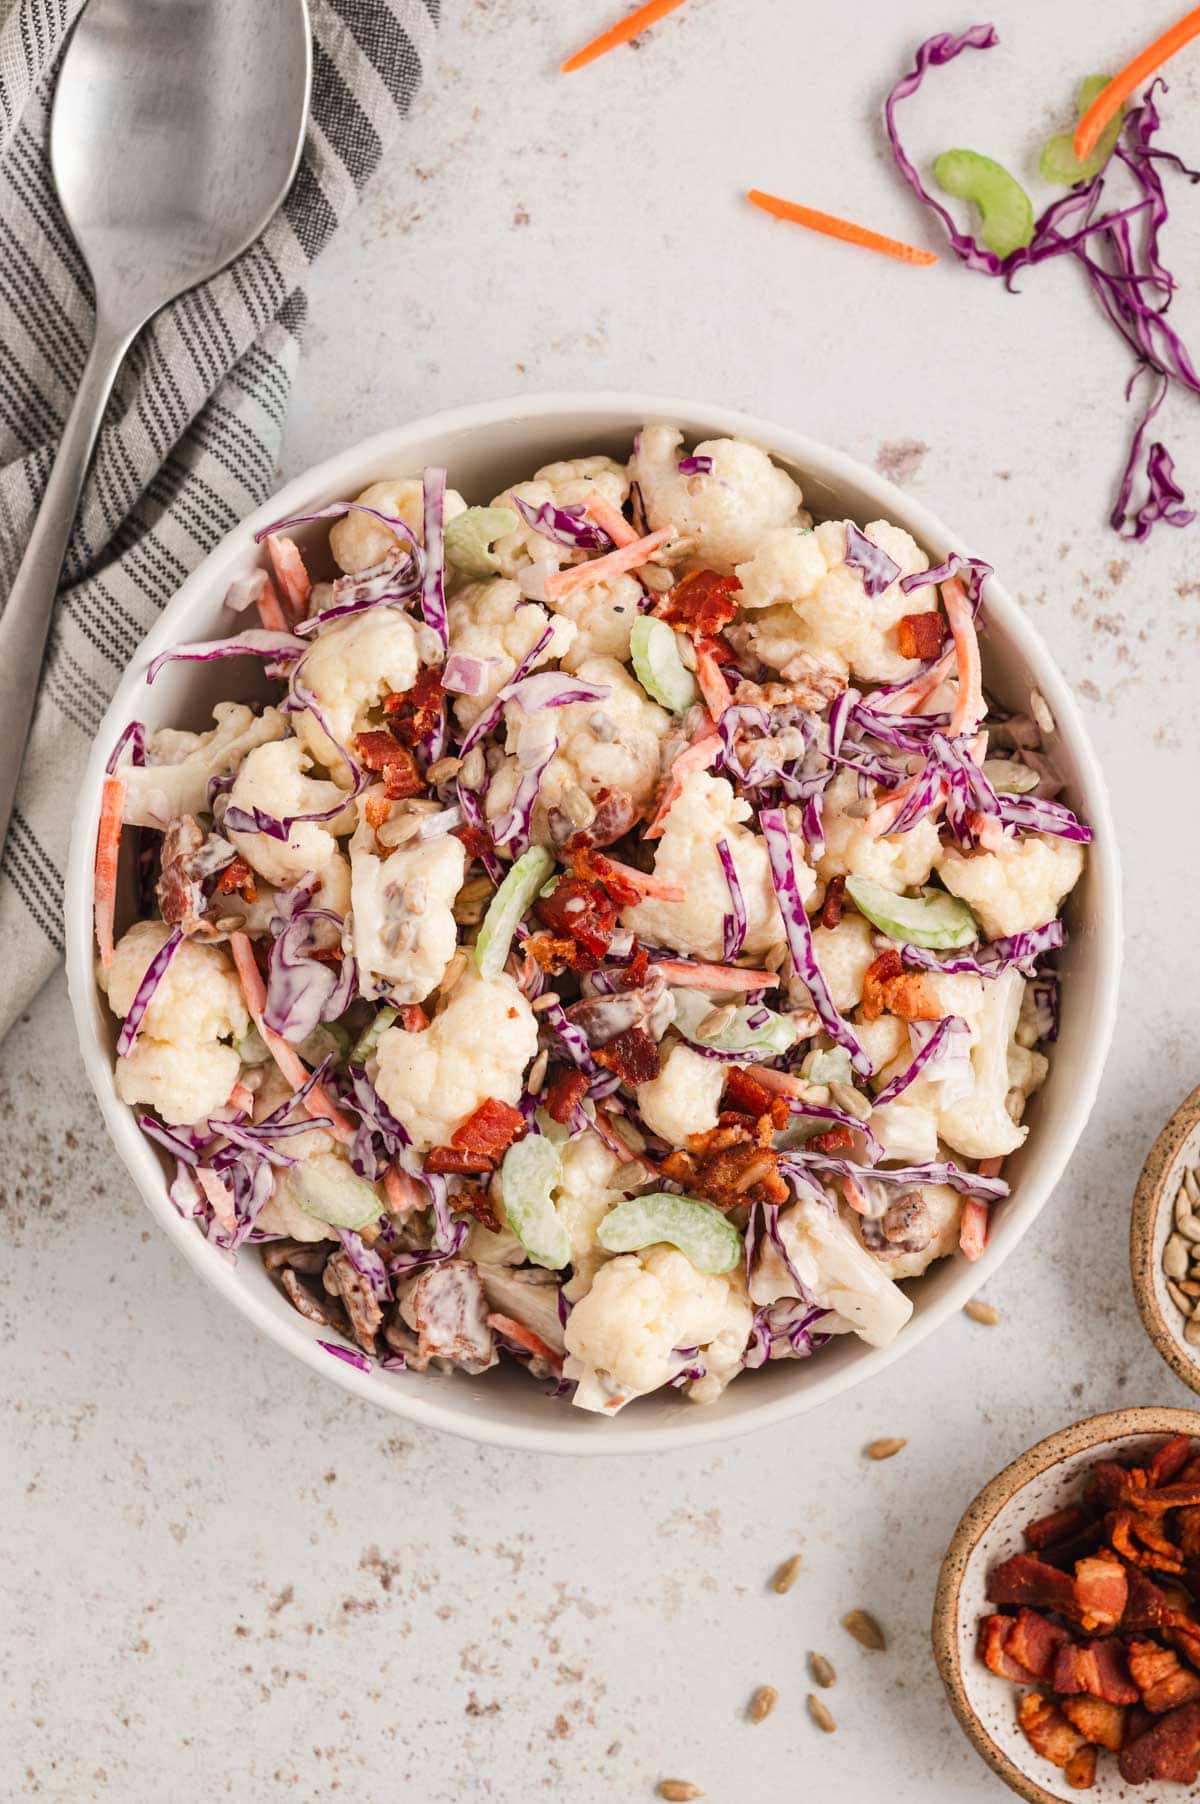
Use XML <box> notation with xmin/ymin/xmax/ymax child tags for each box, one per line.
<box><xmin>5</xmin><ymin>1</ymin><xmax>1200</xmax><ymax>1797</ymax></box>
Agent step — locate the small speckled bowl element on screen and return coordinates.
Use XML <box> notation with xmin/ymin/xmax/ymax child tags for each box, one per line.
<box><xmin>1131</xmin><ymin>1084</ymin><xmax>1200</xmax><ymax>1396</ymax></box>
<box><xmin>932</xmin><ymin>1407</ymin><xmax>1200</xmax><ymax>1804</ymax></box>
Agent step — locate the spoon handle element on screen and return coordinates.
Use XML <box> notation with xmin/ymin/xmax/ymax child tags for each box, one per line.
<box><xmin>0</xmin><ymin>314</ymin><xmax>135</xmax><ymax>856</ymax></box>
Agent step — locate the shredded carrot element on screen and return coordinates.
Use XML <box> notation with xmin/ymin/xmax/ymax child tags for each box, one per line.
<box><xmin>968</xmin><ymin>810</ymin><xmax>1009</xmax><ymax>852</ymax></box>
<box><xmin>543</xmin><ymin>527</ymin><xmax>675</xmax><ymax>600</ymax></box>
<box><xmin>591</xmin><ymin>855</ymin><xmax>685</xmax><ymax>902</ymax></box>
<box><xmin>865</xmin><ymin>771</ymin><xmax>945</xmax><ymax>840</ymax></box>
<box><xmin>94</xmin><ymin>772</ymin><xmax>125</xmax><ymax>973</ymax></box>
<box><xmin>841</xmin><ymin>1173</ymin><xmax>871</xmax><ymax>1217</ymax></box>
<box><xmin>943</xmin><ymin>576</ymin><xmax>984</xmax><ymax>737</ymax></box>
<box><xmin>265</xmin><ymin>534</ymin><xmax>312</xmax><ymax>623</ymax></box>
<box><xmin>693</xmin><ymin>635</ymin><xmax>734</xmax><ymax>720</ymax></box>
<box><xmin>384</xmin><ymin>1164</ymin><xmax>426</xmax><ymax>1214</ymax></box>
<box><xmin>746</xmin><ymin>1065</ymin><xmax>807</xmax><ymax>1098</ymax></box>
<box><xmin>228</xmin><ymin>1081</ymin><xmax>256</xmax><ymax>1115</ymax></box>
<box><xmin>228</xmin><ymin>931</ymin><xmax>356</xmax><ymax>1143</ymax></box>
<box><xmin>582</xmin><ymin>488</ymin><xmax>637</xmax><ymax>547</ymax></box>
<box><xmin>653</xmin><ymin>959</ymin><xmax>779</xmax><ymax>991</ymax></box>
<box><xmin>746</xmin><ymin>189</ymin><xmax>938</xmax><ymax>267</ymax></box>
<box><xmin>874</xmin><ymin>645</ymin><xmax>957</xmax><ymax>716</ymax></box>
<box><xmin>561</xmin><ymin>0</ymin><xmax>691</xmax><ymax>72</ymax></box>
<box><xmin>1075</xmin><ymin>7</ymin><xmax>1200</xmax><ymax>161</ymax></box>
<box><xmin>486</xmin><ymin>1312</ymin><xmax>564</xmax><ymax>1372</ymax></box>
<box><xmin>255</xmin><ymin>571</ymin><xmax>292</xmax><ymax>634</ymax></box>
<box><xmin>645</xmin><ymin>726</ymin><xmax>720</xmax><ymax>839</ymax></box>
<box><xmin>959</xmin><ymin>1197</ymin><xmax>990</xmax><ymax>1261</ymax></box>
<box><xmin>196</xmin><ymin>1167</ymin><xmax>238</xmax><ymax>1236</ymax></box>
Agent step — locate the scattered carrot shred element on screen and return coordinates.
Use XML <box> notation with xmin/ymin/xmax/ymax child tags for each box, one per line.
<box><xmin>1075</xmin><ymin>7</ymin><xmax>1200</xmax><ymax>161</ymax></box>
<box><xmin>228</xmin><ymin>931</ymin><xmax>357</xmax><ymax>1143</ymax></box>
<box><xmin>561</xmin><ymin>0</ymin><xmax>691</xmax><ymax>73</ymax></box>
<box><xmin>255</xmin><ymin>572</ymin><xmax>291</xmax><ymax>634</ymax></box>
<box><xmin>746</xmin><ymin>189</ymin><xmax>938</xmax><ymax>266</ymax></box>
<box><xmin>94</xmin><ymin>772</ymin><xmax>125</xmax><ymax>973</ymax></box>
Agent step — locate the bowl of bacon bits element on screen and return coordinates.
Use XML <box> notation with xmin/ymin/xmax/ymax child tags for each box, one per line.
<box><xmin>934</xmin><ymin>1410</ymin><xmax>1200</xmax><ymax>1801</ymax></box>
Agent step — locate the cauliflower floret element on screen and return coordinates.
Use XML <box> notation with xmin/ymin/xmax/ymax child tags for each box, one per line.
<box><xmin>636</xmin><ymin>1042</ymin><xmax>725</xmax><ymax>1146</ymax></box>
<box><xmin>845</xmin><ymin>1183</ymin><xmax>963</xmax><ymax>1281</ymax></box>
<box><xmin>552</xmin><ymin>1132</ymin><xmax>624</xmax><ymax>1302</ymax></box>
<box><xmin>551</xmin><ymin>573</ymin><xmax>641</xmax><ymax>671</ymax></box>
<box><xmin>488</xmin><ymin>457</ymin><xmax>629</xmax><ymax>578</ymax></box>
<box><xmin>349</xmin><ymin>796</ymin><xmax>465</xmax><ymax>1005</ymax></box>
<box><xmin>622</xmin><ymin>770</ymin><xmax>814</xmax><ymax>961</ymax></box>
<box><xmin>728</xmin><ymin>602</ymin><xmax>850</xmax><ymax>682</ymax></box>
<box><xmin>564</xmin><ymin>1245</ymin><xmax>752</xmax><ymax>1410</ymax></box>
<box><xmin>291</xmin><ymin>608</ymin><xmax>422</xmax><ymax>783</ymax></box>
<box><xmin>818</xmin><ymin>769</ymin><xmax>941</xmax><ymax>891</ymax></box>
<box><xmin>103</xmin><ymin>921</ymin><xmax>248</xmax><ymax>1125</ymax></box>
<box><xmin>374</xmin><ymin>967</ymin><xmax>538</xmax><ymax>1150</ymax></box>
<box><xmin>870</xmin><ymin>1096</ymin><xmax>940</xmax><ymax>1165</ymax></box>
<box><xmin>811</xmin><ymin>912</ymin><xmax>876</xmax><ymax>1011</ymax></box>
<box><xmin>328</xmin><ymin>477</ymin><xmax>467</xmax><ymax>575</ymax></box>
<box><xmin>893</xmin><ymin>968</ymin><xmax>1032</xmax><ymax>1160</ymax></box>
<box><xmin>939</xmin><ymin>835</ymin><xmax>1085</xmax><ymax>940</ymax></box>
<box><xmin>227</xmin><ymin>739</ymin><xmax>354</xmax><ymax>891</ymax></box>
<box><xmin>630</xmin><ymin>425</ymin><xmax>804</xmax><ymax>570</ymax></box>
<box><xmin>733</xmin><ymin>519</ymin><xmax>932</xmax><ymax>683</ymax></box>
<box><xmin>751</xmin><ymin>1198</ymin><xmax>913</xmax><ymax>1348</ymax></box>
<box><xmin>1009</xmin><ymin>1039</ymin><xmax>1050</xmax><ymax>1110</ymax></box>
<box><xmin>445</xmin><ymin>579</ymin><xmax>574</xmax><ymax>726</ymax></box>
<box><xmin>122</xmin><ymin>702</ymin><xmax>286</xmax><ymax>830</ymax></box>
<box><xmin>485</xmin><ymin>656</ymin><xmax>671</xmax><ymax>842</ymax></box>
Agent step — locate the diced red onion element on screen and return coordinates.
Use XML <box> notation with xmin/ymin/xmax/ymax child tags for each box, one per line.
<box><xmin>677</xmin><ymin>455</ymin><xmax>713</xmax><ymax>475</ymax></box>
<box><xmin>442</xmin><ymin>652</ymin><xmax>496</xmax><ymax>696</ymax></box>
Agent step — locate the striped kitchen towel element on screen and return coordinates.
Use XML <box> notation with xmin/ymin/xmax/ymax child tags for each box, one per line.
<box><xmin>0</xmin><ymin>0</ymin><xmax>440</xmax><ymax>1038</ymax></box>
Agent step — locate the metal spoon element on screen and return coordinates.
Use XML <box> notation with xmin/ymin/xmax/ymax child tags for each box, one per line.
<box><xmin>0</xmin><ymin>0</ymin><xmax>312</xmax><ymax>853</ymax></box>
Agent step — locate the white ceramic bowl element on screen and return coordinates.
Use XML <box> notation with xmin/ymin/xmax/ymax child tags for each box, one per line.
<box><xmin>65</xmin><ymin>392</ymin><xmax>1122</xmax><ymax>1454</ymax></box>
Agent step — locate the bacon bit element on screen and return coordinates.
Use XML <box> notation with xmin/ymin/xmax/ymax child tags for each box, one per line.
<box><xmin>820</xmin><ymin>875</ymin><xmax>846</xmax><ymax>931</ymax></box>
<box><xmin>1006</xmin><ymin>1609</ymin><xmax>1072</xmax><ymax>1683</ymax></box>
<box><xmin>525</xmin><ymin>931</ymin><xmax>577</xmax><ymax>974</ymax></box>
<box><xmin>383</xmin><ymin>667</ymin><xmax>445</xmax><ymax>747</ymax></box>
<box><xmin>594</xmin><ymin>1026</ymin><xmax>661</xmax><ymax>1086</ymax></box>
<box><xmin>1075</xmin><ymin>1552</ymin><xmax>1129</xmax><ymax>1632</ymax></box>
<box><xmin>1054</xmin><ymin>1640</ymin><xmax>1140</xmax><ymax>1707</ymax></box>
<box><xmin>265</xmin><ymin>534</ymin><xmax>312</xmax><ymax>622</ymax></box>
<box><xmin>655</xmin><ymin>569</ymin><xmax>742</xmax><ymax>637</ymax></box>
<box><xmin>452</xmin><ymin>1097</ymin><xmax>527</xmax><ymax>1161</ymax></box>
<box><xmin>693</xmin><ymin>635</ymin><xmax>734</xmax><ymax>720</ymax></box>
<box><xmin>453</xmin><ymin>821</ymin><xmax>494</xmax><ymax>862</ymax></box>
<box><xmin>860</xmin><ymin>949</ymin><xmax>902</xmax><ymax>1020</ymax></box>
<box><xmin>1025</xmin><ymin>1505</ymin><xmax>1091</xmax><ymax>1552</ymax></box>
<box><xmin>364</xmin><ymin>794</ymin><xmax>391</xmax><ymax>833</ymax></box>
<box><xmin>544</xmin><ymin>1065</ymin><xmax>590</xmax><ymax>1124</ymax></box>
<box><xmin>610</xmin><ymin>943</ymin><xmax>650</xmax><ymax>991</ymax></box>
<box><xmin>895</xmin><ymin>610</ymin><xmax>947</xmax><ymax>661</ymax></box>
<box><xmin>354</xmin><ymin>731</ymin><xmax>425</xmax><ymax>800</ymax></box>
<box><xmin>227</xmin><ymin>931</ymin><xmax>356</xmax><ymax>1143</ymax></box>
<box><xmin>1064</xmin><ymin>1745</ymin><xmax>1097</xmax><ymax>1790</ymax></box>
<box><xmin>1060</xmin><ymin>1696</ymin><xmax>1127</xmax><ymax>1754</ymax></box>
<box><xmin>216</xmin><ymin>855</ymin><xmax>258</xmax><ymax>901</ymax></box>
<box><xmin>1125</xmin><ymin>1480</ymin><xmax>1200</xmax><ymax>1518</ymax></box>
<box><xmin>543</xmin><ymin>527</ymin><xmax>675</xmax><ymax>600</ymax></box>
<box><xmin>383</xmin><ymin>1165</ymin><xmax>426</xmax><ymax>1214</ymax></box>
<box><xmin>978</xmin><ymin>1615</ymin><xmax>1038</xmax><ymax>1684</ymax></box>
<box><xmin>570</xmin><ymin>846</ymin><xmax>685</xmax><ymax>904</ymax></box>
<box><xmin>398</xmin><ymin>1005</ymin><xmax>428</xmax><ymax>1032</ymax></box>
<box><xmin>1151</xmin><ymin>1436</ymin><xmax>1196</xmax><ymax>1489</ymax></box>
<box><xmin>94</xmin><ymin>772</ymin><xmax>125</xmax><ymax>972</ymax></box>
<box><xmin>810</xmin><ymin>1124</ymin><xmax>855</xmax><ymax>1154</ymax></box>
<box><xmin>663</xmin><ymin>1135</ymin><xmax>788</xmax><ymax>1209</ymax></box>
<box><xmin>535</xmin><ymin>875</ymin><xmax>618</xmax><ymax>957</ymax></box>
<box><xmin>1119</xmin><ymin>1700</ymin><xmax>1200</xmax><ymax>1785</ymax></box>
<box><xmin>564</xmin><ymin>785</ymin><xmax>639</xmax><ymax>851</ymax></box>
<box><xmin>645</xmin><ymin>725</ymin><xmax>721</xmax><ymax>839</ymax></box>
<box><xmin>652</xmin><ymin>958</ymin><xmax>779</xmax><ymax>992</ymax></box>
<box><xmin>425</xmin><ymin>1145</ymin><xmax>494</xmax><ymax>1175</ymax></box>
<box><xmin>747</xmin><ymin>188</ymin><xmax>939</xmax><ymax>267</ymax></box>
<box><xmin>1128</xmin><ymin>1640</ymin><xmax>1200</xmax><ymax>1714</ymax></box>
<box><xmin>454</xmin><ymin>1185</ymin><xmax>502</xmax><ymax>1234</ymax></box>
<box><xmin>1018</xmin><ymin>1692</ymin><xmax>1090</xmax><ymax>1772</ymax></box>
<box><xmin>988</xmin><ymin>1552</ymin><xmax>1082</xmax><ymax>1619</ymax></box>
<box><xmin>1122</xmin><ymin>1564</ymin><xmax>1173</xmax><ymax>1633</ymax></box>
<box><xmin>860</xmin><ymin>949</ymin><xmax>939</xmax><ymax>1023</ymax></box>
<box><xmin>724</xmin><ymin>1067</ymin><xmax>789</xmax><ymax>1131</ymax></box>
<box><xmin>1111</xmin><ymin>1509</ymin><xmax>1181</xmax><ymax>1573</ymax></box>
<box><xmin>580</xmin><ymin>488</ymin><xmax>637</xmax><ymax>547</ymax></box>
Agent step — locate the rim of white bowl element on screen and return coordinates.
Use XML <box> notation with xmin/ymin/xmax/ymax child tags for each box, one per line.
<box><xmin>65</xmin><ymin>390</ymin><xmax>1123</xmax><ymax>1456</ymax></box>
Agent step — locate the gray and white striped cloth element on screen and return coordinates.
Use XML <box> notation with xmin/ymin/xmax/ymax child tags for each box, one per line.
<box><xmin>0</xmin><ymin>0</ymin><xmax>440</xmax><ymax>1038</ymax></box>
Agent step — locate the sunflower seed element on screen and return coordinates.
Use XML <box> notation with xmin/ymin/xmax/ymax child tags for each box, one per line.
<box><xmin>865</xmin><ymin>1437</ymin><xmax>907</xmax><ymax>1461</ymax></box>
<box><xmin>696</xmin><ymin>1004</ymin><xmax>737</xmax><ymax>1041</ymax></box>
<box><xmin>561</xmin><ymin>784</ymin><xmax>596</xmax><ymax>829</ymax></box>
<box><xmin>771</xmin><ymin>1554</ymin><xmax>802</xmax><ymax>1594</ymax></box>
<box><xmin>1186</xmin><ymin>1316</ymin><xmax>1200</xmax><ymax>1347</ymax></box>
<box><xmin>527</xmin><ymin>1049</ymin><xmax>549</xmax><ymax>1095</ymax></box>
<box><xmin>806</xmin><ymin>1694</ymin><xmax>836</xmax><ymax>1734</ymax></box>
<box><xmin>748</xmin><ymin>1685</ymin><xmax>778</xmax><ymax>1724</ymax></box>
<box><xmin>426</xmin><ymin>756</ymin><xmax>462</xmax><ymax>785</ymax></box>
<box><xmin>531</xmin><ymin>991</ymin><xmax>562</xmax><ymax>1013</ymax></box>
<box><xmin>843</xmin><ymin>1608</ymin><xmax>886</xmax><ymax>1651</ymax></box>
<box><xmin>830</xmin><ymin>1082</ymin><xmax>872</xmax><ymax>1122</ymax></box>
<box><xmin>963</xmin><ymin>1300</ymin><xmax>1001</xmax><ymax>1326</ymax></box>
<box><xmin>640</xmin><ymin>561</ymin><xmax>675</xmax><ymax>593</ymax></box>
<box><xmin>764</xmin><ymin>940</ymin><xmax>790</xmax><ymax>973</ymax></box>
<box><xmin>1186</xmin><ymin>1166</ymin><xmax>1200</xmax><ymax>1207</ymax></box>
<box><xmin>458</xmin><ymin>745</ymin><xmax>486</xmax><ymax>792</ymax></box>
<box><xmin>658</xmin><ymin>1784</ymin><xmax>704</xmax><ymax>1801</ymax></box>
<box><xmin>1167</xmin><ymin>1279</ymin><xmax>1194</xmax><ymax>1317</ymax></box>
<box><xmin>1029</xmin><ymin>689</ymin><xmax>1055</xmax><ymax>736</ymax></box>
<box><xmin>440</xmin><ymin>951</ymin><xmax>467</xmax><ymax>998</ymax></box>
<box><xmin>1165</xmin><ymin>1234</ymin><xmax>1191</xmax><ymax>1281</ymax></box>
<box><xmin>1182</xmin><ymin>1279</ymin><xmax>1200</xmax><ymax>1298</ymax></box>
<box><xmin>808</xmin><ymin>1651</ymin><xmax>836</xmax><ymax>1689</ymax></box>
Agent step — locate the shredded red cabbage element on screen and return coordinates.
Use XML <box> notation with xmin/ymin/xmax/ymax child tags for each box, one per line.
<box><xmin>844</xmin><ymin>523</ymin><xmax>901</xmax><ymax>597</ymax></box>
<box><xmin>115</xmin><ymin>927</ymin><xmax>183</xmax><ymax>1056</ymax></box>
<box><xmin>677</xmin><ymin>455</ymin><xmax>713</xmax><ymax>475</ymax></box>
<box><xmin>146</xmin><ymin>630</ymin><xmax>307</xmax><ymax>684</ymax></box>
<box><xmin>317</xmin><ymin>1339</ymin><xmax>373</xmax><ymax>1373</ymax></box>
<box><xmin>872</xmin><ymin>1014</ymin><xmax>966</xmax><ymax>1106</ymax></box>
<box><xmin>262</xmin><ymin>874</ymin><xmax>357</xmax><ymax>1042</ymax></box>
<box><xmin>760</xmin><ymin>808</ymin><xmax>872</xmax><ymax>1077</ymax></box>
<box><xmin>106</xmin><ymin>720</ymin><xmax>146</xmax><ymax>774</ymax></box>
<box><xmin>716</xmin><ymin>836</ymin><xmax>748</xmax><ymax>960</ymax></box>
<box><xmin>783</xmin><ymin>1152</ymin><xmax>1008</xmax><ymax>1200</ymax></box>
<box><xmin>513</xmin><ymin>493</ymin><xmax>611</xmax><ymax>551</ymax></box>
<box><xmin>295</xmin><ymin>551</ymin><xmax>422</xmax><ymax>636</ymax></box>
<box><xmin>900</xmin><ymin>917</ymin><xmax>1065</xmax><ymax>978</ymax></box>
<box><xmin>421</xmin><ymin>467</ymin><xmax>449</xmax><ymax>648</ymax></box>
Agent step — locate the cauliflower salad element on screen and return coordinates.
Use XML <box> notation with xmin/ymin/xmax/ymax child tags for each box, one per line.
<box><xmin>93</xmin><ymin>427</ymin><xmax>1090</xmax><ymax>1416</ymax></box>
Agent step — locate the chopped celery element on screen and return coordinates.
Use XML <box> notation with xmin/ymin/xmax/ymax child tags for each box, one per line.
<box><xmin>289</xmin><ymin>1153</ymin><xmax>383</xmax><ymax>1230</ymax></box>
<box><xmin>671</xmin><ymin>986</ymin><xmax>801</xmax><ymax>1057</ymax></box>
<box><xmin>475</xmin><ymin>845</ymin><xmax>555</xmax><ymax>980</ymax></box>
<box><xmin>597</xmin><ymin>1192</ymin><xmax>742</xmax><ymax>1275</ymax></box>
<box><xmin>499</xmin><ymin>1135</ymin><xmax>570</xmax><ymax>1270</ymax></box>
<box><xmin>1040</xmin><ymin>76</ymin><xmax>1124</xmax><ymax>186</ymax></box>
<box><xmin>845</xmin><ymin>875</ymin><xmax>978</xmax><ymax>950</ymax></box>
<box><xmin>444</xmin><ymin>506</ymin><xmax>518</xmax><ymax>578</ymax></box>
<box><xmin>934</xmin><ymin>149</ymin><xmax>1034</xmax><ymax>257</ymax></box>
<box><xmin>349</xmin><ymin>1006</ymin><xmax>399</xmax><ymax>1066</ymax></box>
<box><xmin>630</xmin><ymin>616</ymin><xmax>698</xmax><ymax>713</ymax></box>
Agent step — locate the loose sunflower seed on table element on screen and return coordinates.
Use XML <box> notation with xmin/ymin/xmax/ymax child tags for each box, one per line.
<box><xmin>658</xmin><ymin>1783</ymin><xmax>704</xmax><ymax>1801</ymax></box>
<box><xmin>963</xmin><ymin>1300</ymin><xmax>1001</xmax><ymax>1326</ymax></box>
<box><xmin>808</xmin><ymin>1651</ymin><xmax>836</xmax><ymax>1689</ymax></box>
<box><xmin>748</xmin><ymin>1685</ymin><xmax>778</xmax><ymax>1724</ymax></box>
<box><xmin>865</xmin><ymin>1436</ymin><xmax>907</xmax><ymax>1461</ymax></box>
<box><xmin>771</xmin><ymin>1553</ymin><xmax>802</xmax><ymax>1594</ymax></box>
<box><xmin>843</xmin><ymin>1608</ymin><xmax>887</xmax><ymax>1651</ymax></box>
<box><xmin>807</xmin><ymin>1694</ymin><xmax>836</xmax><ymax>1734</ymax></box>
